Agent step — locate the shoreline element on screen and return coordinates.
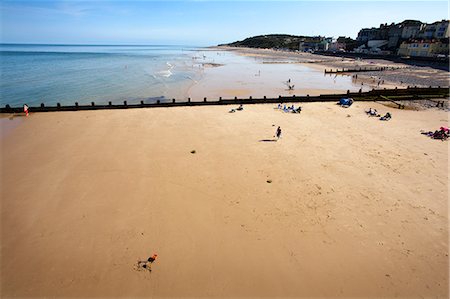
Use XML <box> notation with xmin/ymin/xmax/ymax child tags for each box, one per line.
<box><xmin>208</xmin><ymin>46</ymin><xmax>449</xmax><ymax>89</ymax></box>
<box><xmin>187</xmin><ymin>47</ymin><xmax>379</xmax><ymax>100</ymax></box>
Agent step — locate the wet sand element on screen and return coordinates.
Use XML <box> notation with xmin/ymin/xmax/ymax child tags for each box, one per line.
<box><xmin>188</xmin><ymin>47</ymin><xmax>448</xmax><ymax>100</ymax></box>
<box><xmin>1</xmin><ymin>102</ymin><xmax>448</xmax><ymax>298</ymax></box>
<box><xmin>189</xmin><ymin>48</ymin><xmax>375</xmax><ymax>100</ymax></box>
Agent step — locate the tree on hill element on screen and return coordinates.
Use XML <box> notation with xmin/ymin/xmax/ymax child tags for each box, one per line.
<box><xmin>336</xmin><ymin>36</ymin><xmax>361</xmax><ymax>51</ymax></box>
<box><xmin>219</xmin><ymin>34</ymin><xmax>309</xmax><ymax>51</ymax></box>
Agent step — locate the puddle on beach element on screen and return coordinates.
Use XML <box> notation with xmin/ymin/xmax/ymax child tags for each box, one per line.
<box><xmin>188</xmin><ymin>49</ymin><xmax>373</xmax><ymax>100</ymax></box>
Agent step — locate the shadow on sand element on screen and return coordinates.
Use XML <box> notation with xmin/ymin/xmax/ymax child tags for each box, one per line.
<box><xmin>259</xmin><ymin>139</ymin><xmax>278</xmax><ymax>142</ymax></box>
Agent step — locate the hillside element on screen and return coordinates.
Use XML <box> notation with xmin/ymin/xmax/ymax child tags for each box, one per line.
<box><xmin>220</xmin><ymin>34</ymin><xmax>312</xmax><ymax>50</ymax></box>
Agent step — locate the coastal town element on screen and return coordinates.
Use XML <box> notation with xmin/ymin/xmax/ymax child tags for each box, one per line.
<box><xmin>225</xmin><ymin>19</ymin><xmax>449</xmax><ymax>60</ymax></box>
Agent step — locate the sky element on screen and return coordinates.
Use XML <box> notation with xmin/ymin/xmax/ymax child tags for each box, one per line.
<box><xmin>0</xmin><ymin>1</ymin><xmax>448</xmax><ymax>46</ymax></box>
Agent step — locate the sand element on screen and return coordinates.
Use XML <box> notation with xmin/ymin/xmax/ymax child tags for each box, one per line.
<box><xmin>188</xmin><ymin>47</ymin><xmax>448</xmax><ymax>100</ymax></box>
<box><xmin>188</xmin><ymin>48</ymin><xmax>376</xmax><ymax>100</ymax></box>
<box><xmin>1</xmin><ymin>101</ymin><xmax>448</xmax><ymax>298</ymax></box>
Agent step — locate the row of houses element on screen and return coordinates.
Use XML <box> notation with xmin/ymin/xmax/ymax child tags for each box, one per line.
<box><xmin>299</xmin><ymin>36</ymin><xmax>350</xmax><ymax>52</ymax></box>
<box><xmin>298</xmin><ymin>19</ymin><xmax>449</xmax><ymax>58</ymax></box>
<box><xmin>355</xmin><ymin>19</ymin><xmax>449</xmax><ymax>57</ymax></box>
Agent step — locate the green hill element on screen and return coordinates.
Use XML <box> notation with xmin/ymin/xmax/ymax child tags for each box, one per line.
<box><xmin>220</xmin><ymin>34</ymin><xmax>312</xmax><ymax>51</ymax></box>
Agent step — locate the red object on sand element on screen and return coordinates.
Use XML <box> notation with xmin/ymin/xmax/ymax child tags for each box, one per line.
<box><xmin>23</xmin><ymin>105</ymin><xmax>29</xmax><ymax>116</ymax></box>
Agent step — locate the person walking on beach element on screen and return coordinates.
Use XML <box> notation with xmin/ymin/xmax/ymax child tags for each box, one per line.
<box><xmin>276</xmin><ymin>126</ymin><xmax>282</xmax><ymax>140</ymax></box>
<box><xmin>23</xmin><ymin>104</ymin><xmax>29</xmax><ymax>117</ymax></box>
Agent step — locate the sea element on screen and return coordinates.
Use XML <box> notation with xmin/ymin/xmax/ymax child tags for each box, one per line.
<box><xmin>0</xmin><ymin>44</ymin><xmax>203</xmax><ymax>107</ymax></box>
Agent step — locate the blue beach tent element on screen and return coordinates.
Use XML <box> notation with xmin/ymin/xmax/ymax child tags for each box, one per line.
<box><xmin>339</xmin><ymin>97</ymin><xmax>354</xmax><ymax>107</ymax></box>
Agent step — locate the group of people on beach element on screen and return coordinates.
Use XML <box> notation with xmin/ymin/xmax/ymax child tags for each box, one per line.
<box><xmin>277</xmin><ymin>103</ymin><xmax>302</xmax><ymax>113</ymax></box>
<box><xmin>421</xmin><ymin>127</ymin><xmax>449</xmax><ymax>141</ymax></box>
<box><xmin>366</xmin><ymin>108</ymin><xmax>392</xmax><ymax>121</ymax></box>
<box><xmin>287</xmin><ymin>78</ymin><xmax>295</xmax><ymax>90</ymax></box>
<box><xmin>351</xmin><ymin>74</ymin><xmax>386</xmax><ymax>88</ymax></box>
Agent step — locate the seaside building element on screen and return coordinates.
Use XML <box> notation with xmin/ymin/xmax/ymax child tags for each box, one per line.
<box><xmin>400</xmin><ymin>20</ymin><xmax>425</xmax><ymax>39</ymax></box>
<box><xmin>356</xmin><ymin>19</ymin><xmax>449</xmax><ymax>56</ymax></box>
<box><xmin>418</xmin><ymin>20</ymin><xmax>449</xmax><ymax>39</ymax></box>
<box><xmin>397</xmin><ymin>39</ymin><xmax>449</xmax><ymax>57</ymax></box>
<box><xmin>298</xmin><ymin>36</ymin><xmax>329</xmax><ymax>52</ymax></box>
<box><xmin>356</xmin><ymin>28</ymin><xmax>379</xmax><ymax>43</ymax></box>
<box><xmin>328</xmin><ymin>40</ymin><xmax>346</xmax><ymax>52</ymax></box>
<box><xmin>356</xmin><ymin>23</ymin><xmax>393</xmax><ymax>52</ymax></box>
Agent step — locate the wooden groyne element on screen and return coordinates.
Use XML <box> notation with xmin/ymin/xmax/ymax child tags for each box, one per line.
<box><xmin>324</xmin><ymin>66</ymin><xmax>405</xmax><ymax>74</ymax></box>
<box><xmin>315</xmin><ymin>51</ymin><xmax>449</xmax><ymax>72</ymax></box>
<box><xmin>1</xmin><ymin>86</ymin><xmax>448</xmax><ymax>114</ymax></box>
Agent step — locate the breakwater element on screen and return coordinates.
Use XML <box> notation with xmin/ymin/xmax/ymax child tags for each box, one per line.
<box><xmin>315</xmin><ymin>51</ymin><xmax>450</xmax><ymax>72</ymax></box>
<box><xmin>1</xmin><ymin>86</ymin><xmax>448</xmax><ymax>113</ymax></box>
<box><xmin>324</xmin><ymin>66</ymin><xmax>405</xmax><ymax>74</ymax></box>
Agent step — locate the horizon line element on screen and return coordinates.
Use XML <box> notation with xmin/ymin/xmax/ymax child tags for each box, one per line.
<box><xmin>0</xmin><ymin>43</ymin><xmax>209</xmax><ymax>47</ymax></box>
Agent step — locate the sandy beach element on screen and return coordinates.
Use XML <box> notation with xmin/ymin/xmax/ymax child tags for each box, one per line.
<box><xmin>1</xmin><ymin>100</ymin><xmax>448</xmax><ymax>297</ymax></box>
<box><xmin>188</xmin><ymin>47</ymin><xmax>449</xmax><ymax>101</ymax></box>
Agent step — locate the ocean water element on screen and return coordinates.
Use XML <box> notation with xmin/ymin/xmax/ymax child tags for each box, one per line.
<box><xmin>0</xmin><ymin>44</ymin><xmax>203</xmax><ymax>107</ymax></box>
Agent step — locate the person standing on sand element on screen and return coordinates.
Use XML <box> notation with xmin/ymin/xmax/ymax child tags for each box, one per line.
<box><xmin>276</xmin><ymin>126</ymin><xmax>282</xmax><ymax>140</ymax></box>
<box><xmin>23</xmin><ymin>104</ymin><xmax>29</xmax><ymax>117</ymax></box>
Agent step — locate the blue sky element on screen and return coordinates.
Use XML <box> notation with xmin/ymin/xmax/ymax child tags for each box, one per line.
<box><xmin>0</xmin><ymin>1</ymin><xmax>448</xmax><ymax>45</ymax></box>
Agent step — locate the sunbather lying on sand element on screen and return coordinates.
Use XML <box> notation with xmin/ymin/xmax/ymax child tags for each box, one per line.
<box><xmin>366</xmin><ymin>108</ymin><xmax>379</xmax><ymax>117</ymax></box>
<box><xmin>136</xmin><ymin>254</ymin><xmax>158</xmax><ymax>272</ymax></box>
<box><xmin>421</xmin><ymin>128</ymin><xmax>449</xmax><ymax>140</ymax></box>
<box><xmin>380</xmin><ymin>112</ymin><xmax>392</xmax><ymax>121</ymax></box>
